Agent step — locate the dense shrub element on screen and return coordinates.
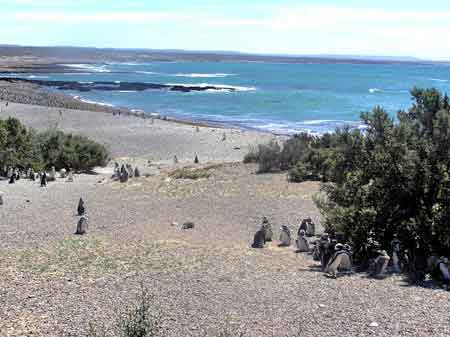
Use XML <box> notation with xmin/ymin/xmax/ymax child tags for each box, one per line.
<box><xmin>245</xmin><ymin>88</ymin><xmax>450</xmax><ymax>277</ymax></box>
<box><xmin>256</xmin><ymin>140</ymin><xmax>281</xmax><ymax>173</ymax></box>
<box><xmin>38</xmin><ymin>129</ymin><xmax>109</xmax><ymax>171</ymax></box>
<box><xmin>288</xmin><ymin>161</ymin><xmax>308</xmax><ymax>182</ymax></box>
<box><xmin>315</xmin><ymin>90</ymin><xmax>450</xmax><ymax>272</ymax></box>
<box><xmin>0</xmin><ymin>117</ymin><xmax>109</xmax><ymax>172</ymax></box>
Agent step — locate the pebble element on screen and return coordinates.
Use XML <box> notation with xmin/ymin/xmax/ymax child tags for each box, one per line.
<box><xmin>369</xmin><ymin>322</ymin><xmax>379</xmax><ymax>327</ymax></box>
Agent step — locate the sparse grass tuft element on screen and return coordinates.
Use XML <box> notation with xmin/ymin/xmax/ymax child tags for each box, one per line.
<box><xmin>169</xmin><ymin>167</ymin><xmax>211</xmax><ymax>180</ymax></box>
<box><xmin>89</xmin><ymin>284</ymin><xmax>162</xmax><ymax>337</ymax></box>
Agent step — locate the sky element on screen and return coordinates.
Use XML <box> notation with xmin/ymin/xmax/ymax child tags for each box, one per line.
<box><xmin>1</xmin><ymin>0</ymin><xmax>450</xmax><ymax>60</ymax></box>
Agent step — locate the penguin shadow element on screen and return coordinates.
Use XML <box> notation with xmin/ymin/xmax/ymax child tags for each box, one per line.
<box><xmin>396</xmin><ymin>275</ymin><xmax>450</xmax><ymax>290</ymax></box>
<box><xmin>297</xmin><ymin>264</ymin><xmax>356</xmax><ymax>279</ymax></box>
<box><xmin>294</xmin><ymin>249</ymin><xmax>313</xmax><ymax>255</ymax></box>
<box><xmin>323</xmin><ymin>271</ymin><xmax>355</xmax><ymax>279</ymax></box>
<box><xmin>297</xmin><ymin>265</ymin><xmax>323</xmax><ymax>273</ymax></box>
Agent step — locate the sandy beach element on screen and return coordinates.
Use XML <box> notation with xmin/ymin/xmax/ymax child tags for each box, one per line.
<box><xmin>1</xmin><ymin>86</ymin><xmax>450</xmax><ymax>337</ymax></box>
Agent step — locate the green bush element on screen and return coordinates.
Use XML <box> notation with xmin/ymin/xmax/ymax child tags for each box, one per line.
<box><xmin>243</xmin><ymin>145</ymin><xmax>259</xmax><ymax>163</ymax></box>
<box><xmin>245</xmin><ymin>88</ymin><xmax>450</xmax><ymax>277</ymax></box>
<box><xmin>38</xmin><ymin>130</ymin><xmax>109</xmax><ymax>171</ymax></box>
<box><xmin>0</xmin><ymin>117</ymin><xmax>110</xmax><ymax>172</ymax></box>
<box><xmin>255</xmin><ymin>140</ymin><xmax>281</xmax><ymax>173</ymax></box>
<box><xmin>288</xmin><ymin>161</ymin><xmax>308</xmax><ymax>182</ymax></box>
<box><xmin>317</xmin><ymin>89</ymin><xmax>450</xmax><ymax>276</ymax></box>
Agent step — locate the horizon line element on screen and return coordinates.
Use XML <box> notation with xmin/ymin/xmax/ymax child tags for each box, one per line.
<box><xmin>2</xmin><ymin>43</ymin><xmax>450</xmax><ymax>63</ymax></box>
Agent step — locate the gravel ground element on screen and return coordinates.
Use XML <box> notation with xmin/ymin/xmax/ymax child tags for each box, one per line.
<box><xmin>1</xmin><ymin>99</ymin><xmax>449</xmax><ymax>337</ymax></box>
<box><xmin>1</xmin><ymin>164</ymin><xmax>449</xmax><ymax>337</ymax></box>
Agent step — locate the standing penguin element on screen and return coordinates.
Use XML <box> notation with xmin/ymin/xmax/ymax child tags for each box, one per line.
<box><xmin>9</xmin><ymin>173</ymin><xmax>16</xmax><ymax>184</ymax></box>
<box><xmin>261</xmin><ymin>217</ymin><xmax>273</xmax><ymax>242</ymax></box>
<box><xmin>279</xmin><ymin>225</ymin><xmax>292</xmax><ymax>247</ymax></box>
<box><xmin>77</xmin><ymin>197</ymin><xmax>85</xmax><ymax>216</ymax></box>
<box><xmin>251</xmin><ymin>226</ymin><xmax>266</xmax><ymax>248</ymax></box>
<box><xmin>40</xmin><ymin>172</ymin><xmax>47</xmax><ymax>187</ymax></box>
<box><xmin>296</xmin><ymin>229</ymin><xmax>310</xmax><ymax>252</ymax></box>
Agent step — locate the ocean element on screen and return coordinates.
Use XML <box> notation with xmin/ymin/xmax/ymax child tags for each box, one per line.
<box><xmin>6</xmin><ymin>61</ymin><xmax>450</xmax><ymax>135</ymax></box>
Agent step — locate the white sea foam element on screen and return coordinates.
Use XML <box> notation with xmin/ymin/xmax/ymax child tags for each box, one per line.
<box><xmin>204</xmin><ymin>88</ymin><xmax>233</xmax><ymax>93</ymax></box>
<box><xmin>119</xmin><ymin>90</ymin><xmax>137</xmax><ymax>93</ymax></box>
<box><xmin>135</xmin><ymin>71</ymin><xmax>159</xmax><ymax>75</ymax></box>
<box><xmin>117</xmin><ymin>62</ymin><xmax>142</xmax><ymax>66</ymax></box>
<box><xmin>301</xmin><ymin>119</ymin><xmax>337</xmax><ymax>125</ymax></box>
<box><xmin>166</xmin><ymin>83</ymin><xmax>256</xmax><ymax>92</ymax></box>
<box><xmin>429</xmin><ymin>78</ymin><xmax>449</xmax><ymax>82</ymax></box>
<box><xmin>63</xmin><ymin>64</ymin><xmax>111</xmax><ymax>73</ymax></box>
<box><xmin>174</xmin><ymin>73</ymin><xmax>235</xmax><ymax>78</ymax></box>
<box><xmin>62</xmin><ymin>72</ymin><xmax>91</xmax><ymax>75</ymax></box>
<box><xmin>369</xmin><ymin>88</ymin><xmax>383</xmax><ymax>93</ymax></box>
<box><xmin>27</xmin><ymin>75</ymin><xmax>49</xmax><ymax>79</ymax></box>
<box><xmin>73</xmin><ymin>95</ymin><xmax>114</xmax><ymax>107</ymax></box>
<box><xmin>253</xmin><ymin>120</ymin><xmax>364</xmax><ymax>135</ymax></box>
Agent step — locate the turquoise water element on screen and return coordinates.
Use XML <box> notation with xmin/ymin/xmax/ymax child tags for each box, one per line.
<box><xmin>7</xmin><ymin>61</ymin><xmax>450</xmax><ymax>134</ymax></box>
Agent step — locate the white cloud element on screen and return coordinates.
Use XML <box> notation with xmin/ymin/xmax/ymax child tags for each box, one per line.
<box><xmin>1</xmin><ymin>4</ymin><xmax>450</xmax><ymax>59</ymax></box>
<box><xmin>8</xmin><ymin>11</ymin><xmax>191</xmax><ymax>23</ymax></box>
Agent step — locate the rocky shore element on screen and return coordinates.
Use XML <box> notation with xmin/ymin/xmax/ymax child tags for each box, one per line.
<box><xmin>0</xmin><ymin>77</ymin><xmax>243</xmax><ymax>93</ymax></box>
<box><xmin>0</xmin><ymin>78</ymin><xmax>129</xmax><ymax>114</ymax></box>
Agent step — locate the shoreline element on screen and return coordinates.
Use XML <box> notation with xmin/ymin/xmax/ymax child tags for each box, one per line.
<box><xmin>0</xmin><ymin>62</ymin><xmax>365</xmax><ymax>137</ymax></box>
<box><xmin>0</xmin><ymin>100</ymin><xmax>278</xmax><ymax>164</ymax></box>
<box><xmin>0</xmin><ymin>76</ymin><xmax>286</xmax><ymax>136</ymax></box>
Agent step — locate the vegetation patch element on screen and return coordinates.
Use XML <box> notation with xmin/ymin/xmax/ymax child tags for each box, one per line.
<box><xmin>246</xmin><ymin>87</ymin><xmax>450</xmax><ymax>282</ymax></box>
<box><xmin>0</xmin><ymin>116</ymin><xmax>109</xmax><ymax>172</ymax></box>
<box><xmin>169</xmin><ymin>167</ymin><xmax>211</xmax><ymax>180</ymax></box>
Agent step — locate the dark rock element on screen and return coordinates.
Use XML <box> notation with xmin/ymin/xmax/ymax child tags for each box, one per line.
<box><xmin>0</xmin><ymin>78</ymin><xmax>237</xmax><ymax>93</ymax></box>
<box><xmin>182</xmin><ymin>222</ymin><xmax>195</xmax><ymax>230</ymax></box>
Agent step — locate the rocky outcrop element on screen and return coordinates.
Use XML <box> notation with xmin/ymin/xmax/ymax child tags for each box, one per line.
<box><xmin>0</xmin><ymin>78</ymin><xmax>238</xmax><ymax>93</ymax></box>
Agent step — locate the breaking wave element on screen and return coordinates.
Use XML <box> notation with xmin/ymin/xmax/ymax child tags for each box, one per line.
<box><xmin>73</xmin><ymin>95</ymin><xmax>114</xmax><ymax>107</ymax></box>
<box><xmin>173</xmin><ymin>73</ymin><xmax>235</xmax><ymax>78</ymax></box>
<box><xmin>63</xmin><ymin>64</ymin><xmax>111</xmax><ymax>73</ymax></box>
<box><xmin>429</xmin><ymin>78</ymin><xmax>449</xmax><ymax>83</ymax></box>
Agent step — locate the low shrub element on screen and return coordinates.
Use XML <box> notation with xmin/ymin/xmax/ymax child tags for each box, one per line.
<box><xmin>288</xmin><ymin>161</ymin><xmax>308</xmax><ymax>182</ymax></box>
<box><xmin>89</xmin><ymin>285</ymin><xmax>162</xmax><ymax>337</ymax></box>
<box><xmin>38</xmin><ymin>129</ymin><xmax>109</xmax><ymax>171</ymax></box>
<box><xmin>256</xmin><ymin>140</ymin><xmax>281</xmax><ymax>173</ymax></box>
<box><xmin>243</xmin><ymin>145</ymin><xmax>259</xmax><ymax>163</ymax></box>
<box><xmin>0</xmin><ymin>117</ymin><xmax>110</xmax><ymax>172</ymax></box>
